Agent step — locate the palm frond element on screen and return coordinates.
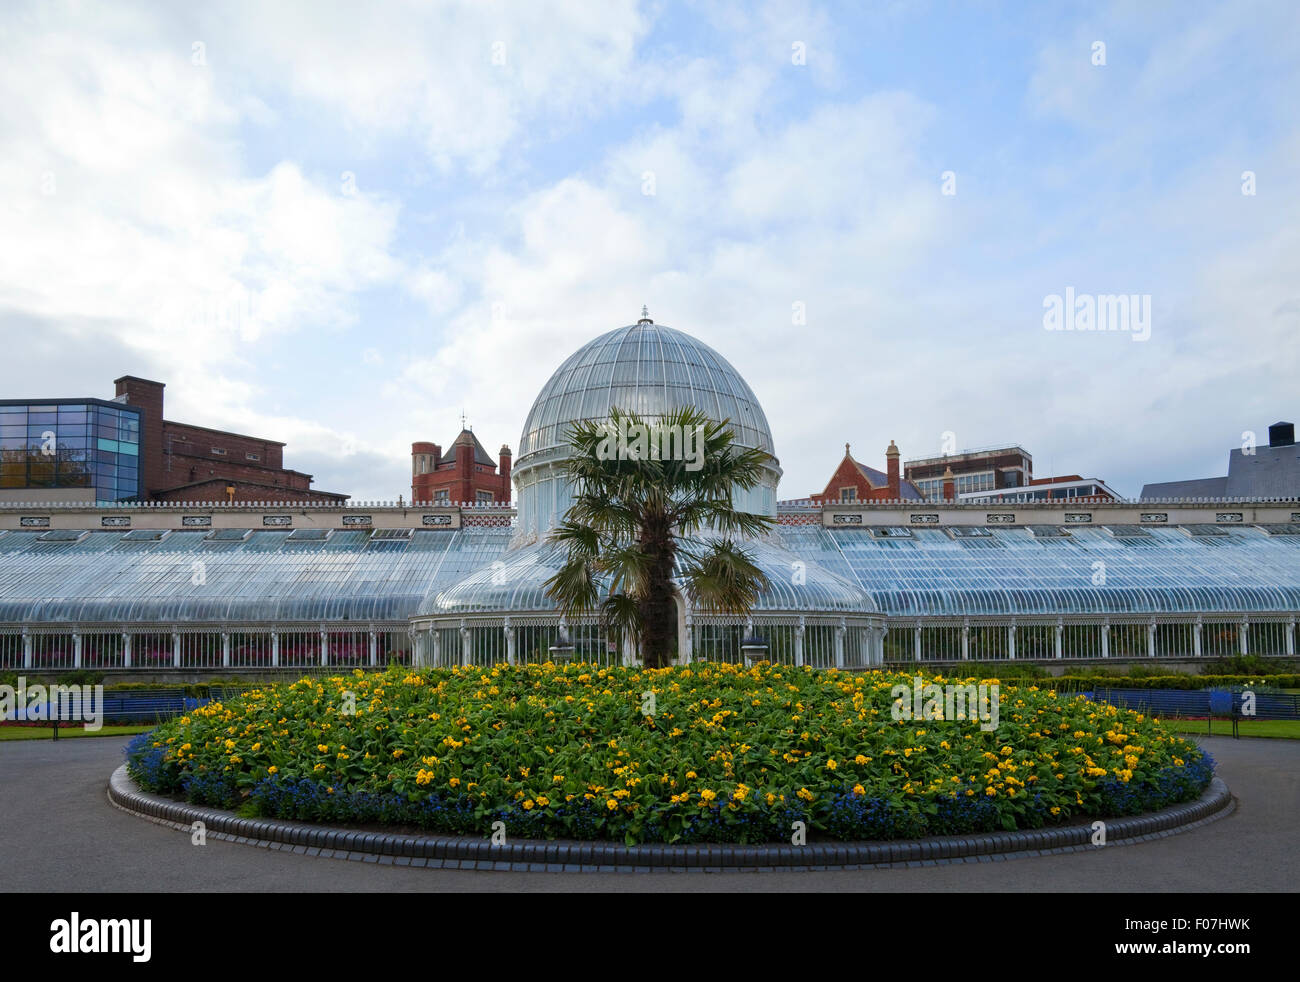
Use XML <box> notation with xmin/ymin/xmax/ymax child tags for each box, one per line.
<box><xmin>542</xmin><ymin>556</ymin><xmax>601</xmax><ymax>619</ymax></box>
<box><xmin>678</xmin><ymin>538</ymin><xmax>770</xmax><ymax>615</ymax></box>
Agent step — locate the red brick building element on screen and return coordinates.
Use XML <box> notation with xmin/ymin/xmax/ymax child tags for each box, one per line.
<box><xmin>810</xmin><ymin>442</ymin><xmax>926</xmax><ymax>503</ymax></box>
<box><xmin>905</xmin><ymin>445</ymin><xmax>1033</xmax><ymax>501</ymax></box>
<box><xmin>411</xmin><ymin>427</ymin><xmax>511</xmax><ymax>505</ymax></box>
<box><xmin>114</xmin><ymin>376</ymin><xmax>348</xmax><ymax>504</ymax></box>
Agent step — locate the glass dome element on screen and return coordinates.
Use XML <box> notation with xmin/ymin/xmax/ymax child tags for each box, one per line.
<box><xmin>517</xmin><ymin>318</ymin><xmax>776</xmax><ymax>459</ymax></box>
<box><xmin>512</xmin><ymin>317</ymin><xmax>782</xmax><ymax>536</ymax></box>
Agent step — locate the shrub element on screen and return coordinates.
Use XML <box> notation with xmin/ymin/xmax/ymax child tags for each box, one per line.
<box><xmin>1203</xmin><ymin>655</ymin><xmax>1296</xmax><ymax>676</ymax></box>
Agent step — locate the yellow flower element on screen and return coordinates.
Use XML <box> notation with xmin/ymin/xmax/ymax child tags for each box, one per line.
<box><xmin>606</xmin><ymin>799</ymin><xmax>618</xmax><ymax>810</ymax></box>
<box><xmin>700</xmin><ymin>789</ymin><xmax>718</xmax><ymax>802</ymax></box>
<box><xmin>317</xmin><ymin>744</ymin><xmax>329</xmax><ymax>753</ymax></box>
<box><xmin>267</xmin><ymin>765</ymin><xmax>278</xmax><ymax>774</ymax></box>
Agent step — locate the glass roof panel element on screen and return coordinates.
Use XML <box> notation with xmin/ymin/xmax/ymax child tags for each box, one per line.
<box><xmin>824</xmin><ymin>525</ymin><xmax>1300</xmax><ymax>616</ymax></box>
<box><xmin>2</xmin><ymin>521</ymin><xmax>1297</xmax><ymax>625</ymax></box>
<box><xmin>517</xmin><ymin>322</ymin><xmax>775</xmax><ymax>458</ymax></box>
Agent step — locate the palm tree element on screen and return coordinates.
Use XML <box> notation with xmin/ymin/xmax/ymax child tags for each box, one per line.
<box><xmin>543</xmin><ymin>406</ymin><xmax>775</xmax><ymax>668</ymax></box>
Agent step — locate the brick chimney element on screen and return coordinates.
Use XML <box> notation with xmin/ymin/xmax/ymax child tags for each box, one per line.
<box><xmin>456</xmin><ymin>439</ymin><xmax>473</xmax><ymax>504</ymax></box>
<box><xmin>942</xmin><ymin>465</ymin><xmax>955</xmax><ymax>502</ymax></box>
<box><xmin>114</xmin><ymin>376</ymin><xmax>165</xmax><ymax>497</ymax></box>
<box><xmin>886</xmin><ymin>439</ymin><xmax>900</xmax><ymax>499</ymax></box>
<box><xmin>499</xmin><ymin>444</ymin><xmax>512</xmax><ymax>497</ymax></box>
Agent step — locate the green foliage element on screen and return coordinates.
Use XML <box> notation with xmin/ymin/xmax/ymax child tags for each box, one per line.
<box><xmin>1050</xmin><ymin>674</ymin><xmax>1299</xmax><ymax>692</ymax></box>
<box><xmin>544</xmin><ymin>407</ymin><xmax>776</xmax><ymax>668</ymax></box>
<box><xmin>1124</xmin><ymin>664</ymin><xmax>1185</xmax><ymax>679</ymax></box>
<box><xmin>1203</xmin><ymin>654</ymin><xmax>1296</xmax><ymax>676</ymax></box>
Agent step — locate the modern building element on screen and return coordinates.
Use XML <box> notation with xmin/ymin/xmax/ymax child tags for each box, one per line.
<box><xmin>810</xmin><ymin>443</ymin><xmax>924</xmax><ymax>503</ymax></box>
<box><xmin>1</xmin><ymin>315</ymin><xmax>1298</xmax><ymax>674</ymax></box>
<box><xmin>1</xmin><ymin>398</ymin><xmax>143</xmax><ymax>503</ymax></box>
<box><xmin>1</xmin><ymin>377</ymin><xmax>347</xmax><ymax>505</ymax></box>
<box><xmin>960</xmin><ymin>475</ymin><xmax>1122</xmax><ymax>503</ymax></box>
<box><xmin>1142</xmin><ymin>421</ymin><xmax>1299</xmax><ymax>499</ymax></box>
<box><xmin>411</xmin><ymin>427</ymin><xmax>511</xmax><ymax>505</ymax></box>
<box><xmin>905</xmin><ymin>445</ymin><xmax>1033</xmax><ymax>501</ymax></box>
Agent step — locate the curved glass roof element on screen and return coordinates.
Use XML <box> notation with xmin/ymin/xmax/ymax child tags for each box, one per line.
<box><xmin>2</xmin><ymin>522</ymin><xmax>1297</xmax><ymax>626</ymax></box>
<box><xmin>0</xmin><ymin>528</ymin><xmax>512</xmax><ymax>624</ymax></box>
<box><xmin>421</xmin><ymin>535</ymin><xmax>875</xmax><ymax>617</ymax></box>
<box><xmin>813</xmin><ymin>524</ymin><xmax>1300</xmax><ymax>616</ymax></box>
<box><xmin>517</xmin><ymin>321</ymin><xmax>775</xmax><ymax>459</ymax></box>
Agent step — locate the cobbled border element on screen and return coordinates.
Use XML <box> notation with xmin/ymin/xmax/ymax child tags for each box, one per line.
<box><xmin>108</xmin><ymin>766</ymin><xmax>1233</xmax><ymax>873</ymax></box>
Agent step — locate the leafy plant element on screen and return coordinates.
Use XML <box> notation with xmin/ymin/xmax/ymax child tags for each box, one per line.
<box><xmin>544</xmin><ymin>407</ymin><xmax>775</xmax><ymax>668</ymax></box>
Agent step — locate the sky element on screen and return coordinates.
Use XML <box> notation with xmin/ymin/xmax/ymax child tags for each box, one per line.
<box><xmin>1</xmin><ymin>0</ymin><xmax>1297</xmax><ymax>501</ymax></box>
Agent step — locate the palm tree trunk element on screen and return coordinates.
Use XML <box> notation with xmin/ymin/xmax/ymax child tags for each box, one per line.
<box><xmin>640</xmin><ymin>522</ymin><xmax>677</xmax><ymax>668</ymax></box>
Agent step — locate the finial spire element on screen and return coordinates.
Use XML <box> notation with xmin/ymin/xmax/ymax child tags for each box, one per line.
<box><xmin>638</xmin><ymin>304</ymin><xmax>652</xmax><ymax>324</ymax></box>
<box><xmin>460</xmin><ymin>409</ymin><xmax>467</xmax><ymax>430</ymax></box>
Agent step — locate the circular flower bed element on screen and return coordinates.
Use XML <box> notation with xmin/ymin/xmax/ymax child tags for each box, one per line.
<box><xmin>125</xmin><ymin>663</ymin><xmax>1213</xmax><ymax>844</ymax></box>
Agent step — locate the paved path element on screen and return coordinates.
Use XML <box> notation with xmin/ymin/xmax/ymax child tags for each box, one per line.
<box><xmin>2</xmin><ymin>734</ymin><xmax>1294</xmax><ymax>892</ymax></box>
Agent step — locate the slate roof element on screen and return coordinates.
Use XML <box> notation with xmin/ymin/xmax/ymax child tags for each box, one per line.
<box><xmin>1225</xmin><ymin>444</ymin><xmax>1300</xmax><ymax>497</ymax></box>
<box><xmin>1142</xmin><ymin>441</ymin><xmax>1300</xmax><ymax>499</ymax></box>
<box><xmin>1139</xmin><ymin>476</ymin><xmax>1229</xmax><ymax>499</ymax></box>
<box><xmin>854</xmin><ymin>461</ymin><xmax>925</xmax><ymax>500</ymax></box>
<box><xmin>448</xmin><ymin>429</ymin><xmax>496</xmax><ymax>468</ymax></box>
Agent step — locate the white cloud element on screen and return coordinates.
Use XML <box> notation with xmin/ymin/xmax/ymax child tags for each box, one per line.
<box><xmin>2</xmin><ymin>0</ymin><xmax>1297</xmax><ymax>505</ymax></box>
<box><xmin>0</xmin><ymin>3</ymin><xmax>406</xmax><ymax>487</ymax></box>
<box><xmin>213</xmin><ymin>0</ymin><xmax>649</xmax><ymax>173</ymax></box>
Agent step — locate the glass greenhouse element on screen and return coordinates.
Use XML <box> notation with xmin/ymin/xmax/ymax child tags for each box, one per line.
<box><xmin>1</xmin><ymin>315</ymin><xmax>1297</xmax><ymax>672</ymax></box>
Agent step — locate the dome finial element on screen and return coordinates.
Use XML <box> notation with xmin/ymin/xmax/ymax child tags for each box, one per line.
<box><xmin>638</xmin><ymin>305</ymin><xmax>652</xmax><ymax>324</ymax></box>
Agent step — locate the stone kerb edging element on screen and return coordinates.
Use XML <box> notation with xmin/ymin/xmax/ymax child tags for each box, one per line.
<box><xmin>108</xmin><ymin>766</ymin><xmax>1233</xmax><ymax>873</ymax></box>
